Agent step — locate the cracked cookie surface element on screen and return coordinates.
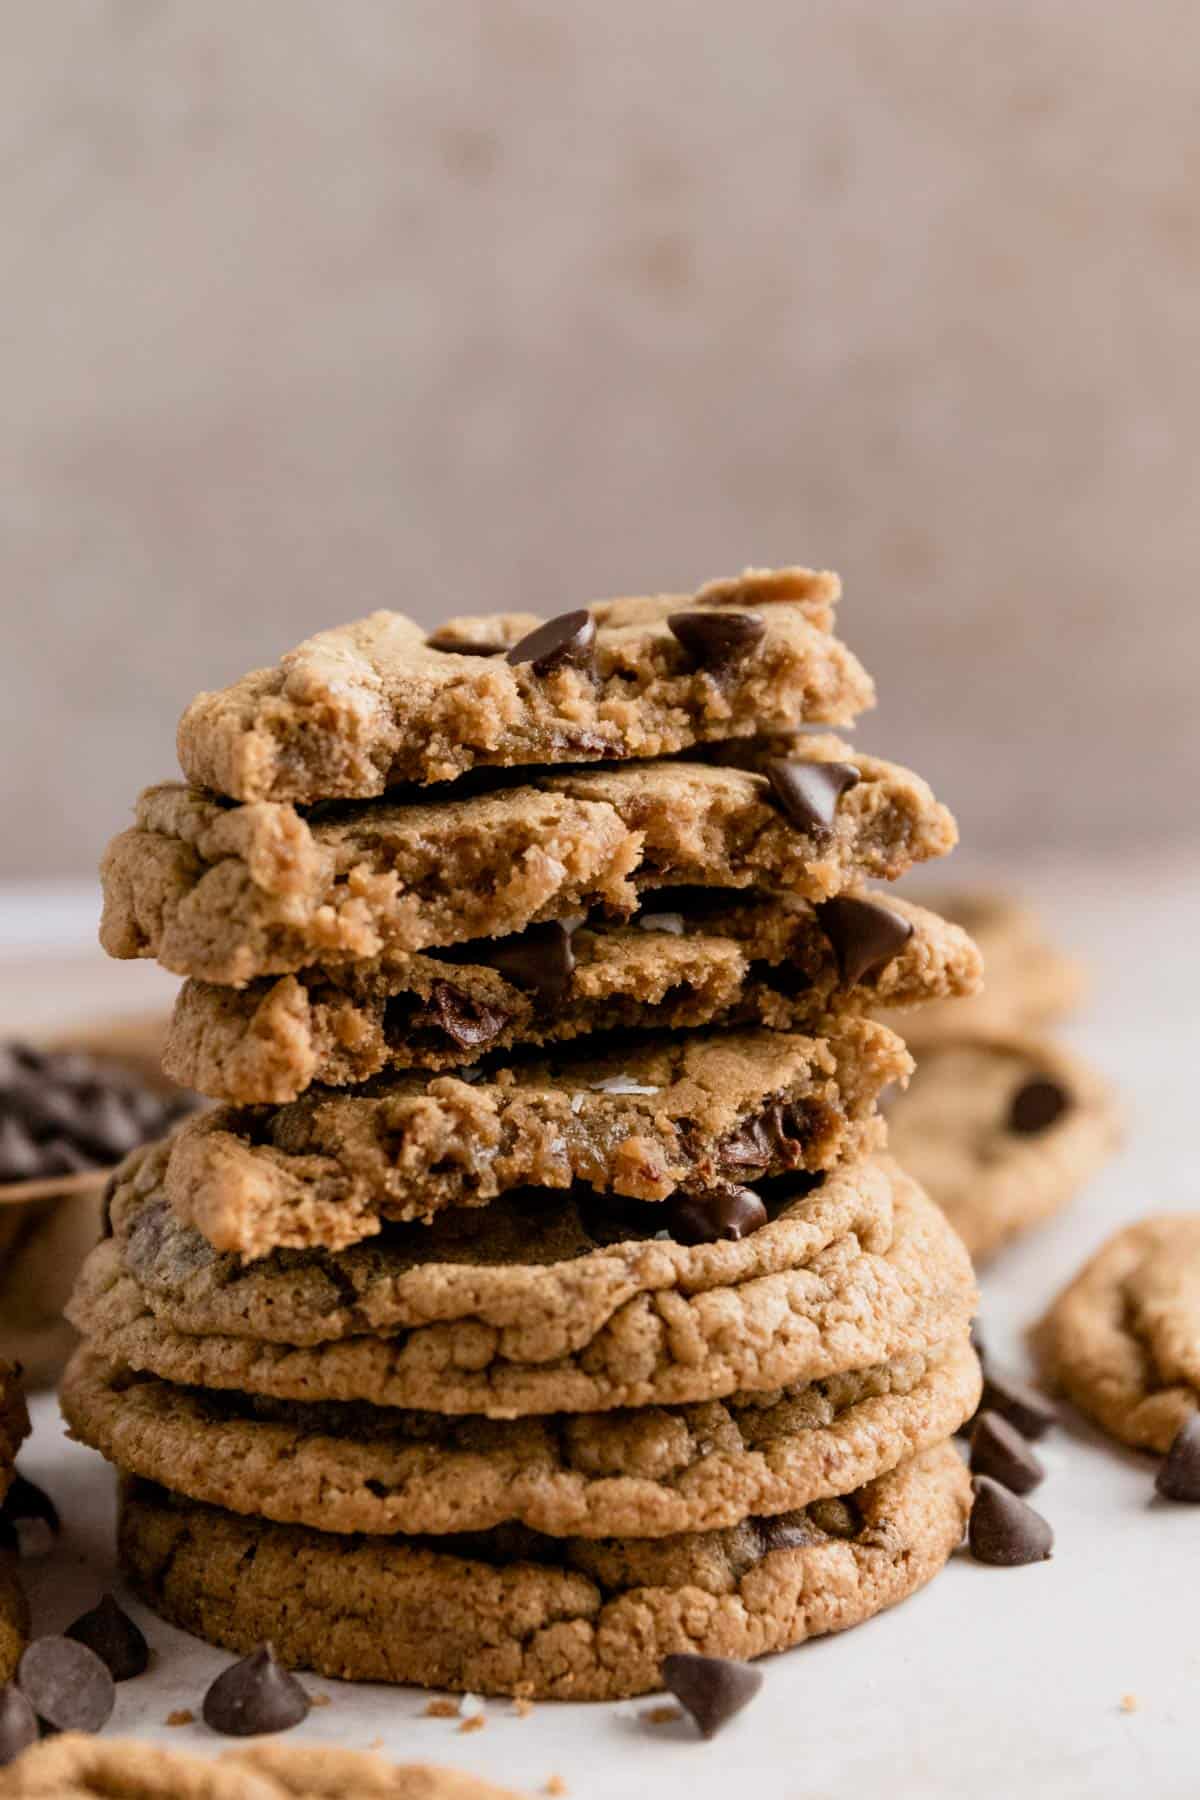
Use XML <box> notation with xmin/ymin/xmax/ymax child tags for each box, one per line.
<box><xmin>117</xmin><ymin>1443</ymin><xmax>970</xmax><ymax>1700</ymax></box>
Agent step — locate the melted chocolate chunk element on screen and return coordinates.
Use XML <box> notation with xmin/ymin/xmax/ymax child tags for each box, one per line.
<box><xmin>763</xmin><ymin>757</ymin><xmax>860</xmax><ymax>835</ymax></box>
<box><xmin>1008</xmin><ymin>1077</ymin><xmax>1070</xmax><ymax>1135</ymax></box>
<box><xmin>426</xmin><ymin>982</ymin><xmax>511</xmax><ymax>1051</ymax></box>
<box><xmin>202</xmin><ymin>1643</ymin><xmax>310</xmax><ymax>1738</ymax></box>
<box><xmin>817</xmin><ymin>895</ymin><xmax>914</xmax><ymax>986</ymax></box>
<box><xmin>752</xmin><ymin>1513</ymin><xmax>816</xmax><ymax>1554</ymax></box>
<box><xmin>475</xmin><ymin>921</ymin><xmax>577</xmax><ymax>1006</ymax></box>
<box><xmin>506</xmin><ymin>610</ymin><xmax>597</xmax><ymax>677</ymax></box>
<box><xmin>661</xmin><ymin>1652</ymin><xmax>763</xmax><ymax>1739</ymax></box>
<box><xmin>719</xmin><ymin>1102</ymin><xmax>811</xmax><ymax>1175</ymax></box>
<box><xmin>667</xmin><ymin>610</ymin><xmax>766</xmax><ymax>673</ymax></box>
<box><xmin>666</xmin><ymin>1186</ymin><xmax>768</xmax><ymax>1245</ymax></box>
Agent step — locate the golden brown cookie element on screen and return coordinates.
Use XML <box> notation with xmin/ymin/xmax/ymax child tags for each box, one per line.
<box><xmin>68</xmin><ymin>1160</ymin><xmax>976</xmax><ymax>1419</ymax></box>
<box><xmin>884</xmin><ymin>1033</ymin><xmax>1120</xmax><ymax>1262</ymax></box>
<box><xmin>163</xmin><ymin>892</ymin><xmax>981</xmax><ymax>1102</ymax></box>
<box><xmin>0</xmin><ymin>1550</ymin><xmax>28</xmax><ymax>1684</ymax></box>
<box><xmin>0</xmin><ymin>1359</ymin><xmax>30</xmax><ymax>1504</ymax></box>
<box><xmin>1037</xmin><ymin>1216</ymin><xmax>1200</xmax><ymax>1452</ymax></box>
<box><xmin>62</xmin><ymin>1335</ymin><xmax>980</xmax><ymax>1541</ymax></box>
<box><xmin>100</xmin><ymin>739</ymin><xmax>956</xmax><ymax>984</ymax></box>
<box><xmin>159</xmin><ymin>1020</ymin><xmax>907</xmax><ymax>1255</ymax></box>
<box><xmin>0</xmin><ymin>1733</ymin><xmax>518</xmax><ymax>1798</ymax></box>
<box><xmin>117</xmin><ymin>1443</ymin><xmax>970</xmax><ymax>1701</ymax></box>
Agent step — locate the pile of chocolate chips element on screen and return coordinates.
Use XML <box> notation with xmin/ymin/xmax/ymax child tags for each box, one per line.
<box><xmin>0</xmin><ymin>1042</ymin><xmax>199</xmax><ymax>1186</ymax></box>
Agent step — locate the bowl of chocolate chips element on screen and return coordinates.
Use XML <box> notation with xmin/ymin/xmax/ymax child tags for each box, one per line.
<box><xmin>0</xmin><ymin>1015</ymin><xmax>200</xmax><ymax>1385</ymax></box>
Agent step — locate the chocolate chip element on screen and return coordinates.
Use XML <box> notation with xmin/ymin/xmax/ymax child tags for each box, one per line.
<box><xmin>719</xmin><ymin>1102</ymin><xmax>808</xmax><ymax>1175</ymax></box>
<box><xmin>2</xmin><ymin>1473</ymin><xmax>60</xmax><ymax>1554</ymax></box>
<box><xmin>0</xmin><ymin>1685</ymin><xmax>37</xmax><ymax>1768</ymax></box>
<box><xmin>65</xmin><ymin>1594</ymin><xmax>150</xmax><ymax>1681</ymax></box>
<box><xmin>477</xmin><ymin>921</ymin><xmax>576</xmax><ymax>1005</ymax></box>
<box><xmin>1155</xmin><ymin>1414</ymin><xmax>1200</xmax><ymax>1502</ymax></box>
<box><xmin>661</xmin><ymin>1652</ymin><xmax>763</xmax><ymax>1739</ymax></box>
<box><xmin>979</xmin><ymin>1371</ymin><xmax>1057</xmax><ymax>1441</ymax></box>
<box><xmin>202</xmin><ymin>1643</ymin><xmax>310</xmax><ymax>1737</ymax></box>
<box><xmin>968</xmin><ymin>1476</ymin><xmax>1053</xmax><ymax>1565</ymax></box>
<box><xmin>667</xmin><ymin>610</ymin><xmax>766</xmax><ymax>673</ymax></box>
<box><xmin>753</xmin><ymin>1514</ymin><xmax>815</xmax><ymax>1554</ymax></box>
<box><xmin>1008</xmin><ymin>1077</ymin><xmax>1070</xmax><ymax>1135</ymax></box>
<box><xmin>18</xmin><ymin>1637</ymin><xmax>115</xmax><ymax>1733</ymax></box>
<box><xmin>426</xmin><ymin>982</ymin><xmax>511</xmax><ymax>1052</ymax></box>
<box><xmin>425</xmin><ymin>630</ymin><xmax>504</xmax><ymax>657</ymax></box>
<box><xmin>817</xmin><ymin>895</ymin><xmax>914</xmax><ymax>986</ymax></box>
<box><xmin>763</xmin><ymin>757</ymin><xmax>860</xmax><ymax>835</ymax></box>
<box><xmin>666</xmin><ymin>1186</ymin><xmax>767</xmax><ymax>1245</ymax></box>
<box><xmin>506</xmin><ymin>609</ymin><xmax>596</xmax><ymax>677</ymax></box>
<box><xmin>969</xmin><ymin>1411</ymin><xmax>1046</xmax><ymax>1496</ymax></box>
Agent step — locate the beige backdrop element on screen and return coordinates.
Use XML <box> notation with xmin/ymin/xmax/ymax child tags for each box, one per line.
<box><xmin>3</xmin><ymin>1</ymin><xmax>1198</xmax><ymax>875</ymax></box>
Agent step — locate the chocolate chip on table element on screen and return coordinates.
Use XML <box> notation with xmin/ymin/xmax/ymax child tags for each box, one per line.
<box><xmin>763</xmin><ymin>757</ymin><xmax>861</xmax><ymax>835</ymax></box>
<box><xmin>506</xmin><ymin>610</ymin><xmax>597</xmax><ymax>678</ymax></box>
<box><xmin>66</xmin><ymin>1594</ymin><xmax>150</xmax><ymax>1681</ymax></box>
<box><xmin>661</xmin><ymin>1652</ymin><xmax>764</xmax><ymax>1739</ymax></box>
<box><xmin>969</xmin><ymin>1411</ymin><xmax>1046</xmax><ymax>1496</ymax></box>
<box><xmin>2</xmin><ymin>1473</ymin><xmax>61</xmax><ymax>1553</ymax></box>
<box><xmin>968</xmin><ymin>1476</ymin><xmax>1054</xmax><ymax>1566</ymax></box>
<box><xmin>978</xmin><ymin>1371</ymin><xmax>1057</xmax><ymax>1441</ymax></box>
<box><xmin>18</xmin><ymin>1637</ymin><xmax>116</xmax><ymax>1733</ymax></box>
<box><xmin>667</xmin><ymin>610</ymin><xmax>766</xmax><ymax>672</ymax></box>
<box><xmin>1155</xmin><ymin>1414</ymin><xmax>1200</xmax><ymax>1502</ymax></box>
<box><xmin>816</xmin><ymin>895</ymin><xmax>914</xmax><ymax>986</ymax></box>
<box><xmin>1008</xmin><ymin>1077</ymin><xmax>1070</xmax><ymax>1135</ymax></box>
<box><xmin>476</xmin><ymin>921</ymin><xmax>577</xmax><ymax>1006</ymax></box>
<box><xmin>0</xmin><ymin>1685</ymin><xmax>38</xmax><ymax>1768</ymax></box>
<box><xmin>202</xmin><ymin>1643</ymin><xmax>311</xmax><ymax>1737</ymax></box>
<box><xmin>426</xmin><ymin>983</ymin><xmax>511</xmax><ymax>1052</ymax></box>
<box><xmin>424</xmin><ymin>630</ymin><xmax>504</xmax><ymax>657</ymax></box>
<box><xmin>666</xmin><ymin>1186</ymin><xmax>768</xmax><ymax>1245</ymax></box>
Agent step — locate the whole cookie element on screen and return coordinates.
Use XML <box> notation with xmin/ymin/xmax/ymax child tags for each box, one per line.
<box><xmin>118</xmin><ymin>1444</ymin><xmax>970</xmax><ymax>1701</ymax></box>
<box><xmin>69</xmin><ymin>1161</ymin><xmax>977</xmax><ymax>1418</ymax></box>
<box><xmin>160</xmin><ymin>1020</ymin><xmax>907</xmax><ymax>1256</ymax></box>
<box><xmin>100</xmin><ymin>739</ymin><xmax>956</xmax><ymax>984</ymax></box>
<box><xmin>163</xmin><ymin>893</ymin><xmax>981</xmax><ymax>1103</ymax></box>
<box><xmin>0</xmin><ymin>1733</ymin><xmax>518</xmax><ymax>1797</ymax></box>
<box><xmin>1037</xmin><ymin>1216</ymin><xmax>1200</xmax><ymax>1452</ymax></box>
<box><xmin>884</xmin><ymin>1034</ymin><xmax>1120</xmax><ymax>1262</ymax></box>
<box><xmin>0</xmin><ymin>1551</ymin><xmax>29</xmax><ymax>1683</ymax></box>
<box><xmin>63</xmin><ymin>1335</ymin><xmax>980</xmax><ymax>1541</ymax></box>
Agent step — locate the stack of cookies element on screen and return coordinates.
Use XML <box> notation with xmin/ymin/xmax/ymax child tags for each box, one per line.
<box><xmin>0</xmin><ymin>1362</ymin><xmax>30</xmax><ymax>1683</ymax></box>
<box><xmin>66</xmin><ymin>568</ymin><xmax>983</xmax><ymax>1700</ymax></box>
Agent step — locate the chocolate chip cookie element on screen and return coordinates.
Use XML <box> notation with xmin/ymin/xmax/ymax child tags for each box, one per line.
<box><xmin>117</xmin><ymin>1443</ymin><xmax>970</xmax><ymax>1700</ymax></box>
<box><xmin>884</xmin><ymin>1033</ymin><xmax>1120</xmax><ymax>1262</ymax></box>
<box><xmin>100</xmin><ymin>739</ymin><xmax>957</xmax><ymax>984</ymax></box>
<box><xmin>162</xmin><ymin>892</ymin><xmax>981</xmax><ymax>1103</ymax></box>
<box><xmin>1037</xmin><ymin>1216</ymin><xmax>1200</xmax><ymax>1452</ymax></box>
<box><xmin>0</xmin><ymin>1362</ymin><xmax>30</xmax><ymax>1506</ymax></box>
<box><xmin>176</xmin><ymin>568</ymin><xmax>871</xmax><ymax>802</ymax></box>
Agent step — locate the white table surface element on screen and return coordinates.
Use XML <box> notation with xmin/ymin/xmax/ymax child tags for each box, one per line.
<box><xmin>5</xmin><ymin>857</ymin><xmax>1199</xmax><ymax>1799</ymax></box>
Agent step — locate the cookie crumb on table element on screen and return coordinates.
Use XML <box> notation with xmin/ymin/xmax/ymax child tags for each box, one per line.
<box><xmin>424</xmin><ymin>1697</ymin><xmax>460</xmax><ymax>1718</ymax></box>
<box><xmin>1120</xmin><ymin>1693</ymin><xmax>1140</xmax><ymax>1714</ymax></box>
<box><xmin>545</xmin><ymin>1777</ymin><xmax>568</xmax><ymax>1796</ymax></box>
<box><xmin>513</xmin><ymin>1696</ymin><xmax>535</xmax><ymax>1718</ymax></box>
<box><xmin>309</xmin><ymin>1691</ymin><xmax>331</xmax><ymax>1707</ymax></box>
<box><xmin>642</xmin><ymin>1704</ymin><xmax>684</xmax><ymax>1725</ymax></box>
<box><xmin>165</xmin><ymin>1708</ymin><xmax>194</xmax><ymax>1726</ymax></box>
<box><xmin>458</xmin><ymin>1713</ymin><xmax>486</xmax><ymax>1734</ymax></box>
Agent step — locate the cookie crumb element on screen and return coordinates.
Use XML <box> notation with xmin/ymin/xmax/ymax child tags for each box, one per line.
<box><xmin>424</xmin><ymin>1697</ymin><xmax>460</xmax><ymax>1718</ymax></box>
<box><xmin>1120</xmin><ymin>1693</ymin><xmax>1140</xmax><ymax>1714</ymax></box>
<box><xmin>545</xmin><ymin>1778</ymin><xmax>568</xmax><ymax>1796</ymax></box>
<box><xmin>642</xmin><ymin>1703</ymin><xmax>684</xmax><ymax>1725</ymax></box>
<box><xmin>513</xmin><ymin>1696</ymin><xmax>535</xmax><ymax>1718</ymax></box>
<box><xmin>367</xmin><ymin>1736</ymin><xmax>384</xmax><ymax>1751</ymax></box>
<box><xmin>165</xmin><ymin>1709</ymin><xmax>194</xmax><ymax>1727</ymax></box>
<box><xmin>458</xmin><ymin>1714</ymin><xmax>486</xmax><ymax>1734</ymax></box>
<box><xmin>310</xmin><ymin>1692</ymin><xmax>331</xmax><ymax>1708</ymax></box>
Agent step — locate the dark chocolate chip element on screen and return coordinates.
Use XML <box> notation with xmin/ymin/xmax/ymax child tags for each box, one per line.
<box><xmin>968</xmin><ymin>1476</ymin><xmax>1053</xmax><ymax>1565</ymax></box>
<box><xmin>426</xmin><ymin>982</ymin><xmax>511</xmax><ymax>1051</ymax></box>
<box><xmin>667</xmin><ymin>610</ymin><xmax>766</xmax><ymax>673</ymax></box>
<box><xmin>575</xmin><ymin>1191</ymin><xmax>662</xmax><ymax>1246</ymax></box>
<box><xmin>0</xmin><ymin>1684</ymin><xmax>37</xmax><ymax>1768</ymax></box>
<box><xmin>969</xmin><ymin>1411</ymin><xmax>1046</xmax><ymax>1496</ymax></box>
<box><xmin>1008</xmin><ymin>1077</ymin><xmax>1070</xmax><ymax>1135</ymax></box>
<box><xmin>505</xmin><ymin>609</ymin><xmax>596</xmax><ymax>677</ymax></box>
<box><xmin>477</xmin><ymin>921</ymin><xmax>576</xmax><ymax>1005</ymax></box>
<box><xmin>979</xmin><ymin>1371</ymin><xmax>1057</xmax><ymax>1441</ymax></box>
<box><xmin>817</xmin><ymin>895</ymin><xmax>914</xmax><ymax>986</ymax></box>
<box><xmin>65</xmin><ymin>1593</ymin><xmax>150</xmax><ymax>1681</ymax></box>
<box><xmin>202</xmin><ymin>1643</ymin><xmax>310</xmax><ymax>1737</ymax></box>
<box><xmin>661</xmin><ymin>1652</ymin><xmax>763</xmax><ymax>1739</ymax></box>
<box><xmin>1155</xmin><ymin>1414</ymin><xmax>1200</xmax><ymax>1502</ymax></box>
<box><xmin>425</xmin><ymin>631</ymin><xmax>504</xmax><ymax>657</ymax></box>
<box><xmin>666</xmin><ymin>1186</ymin><xmax>767</xmax><ymax>1245</ymax></box>
<box><xmin>18</xmin><ymin>1636</ymin><xmax>116</xmax><ymax>1733</ymax></box>
<box><xmin>763</xmin><ymin>757</ymin><xmax>860</xmax><ymax>835</ymax></box>
<box><xmin>3</xmin><ymin>1474</ymin><xmax>60</xmax><ymax>1540</ymax></box>
<box><xmin>719</xmin><ymin>1102</ymin><xmax>808</xmax><ymax>1175</ymax></box>
<box><xmin>752</xmin><ymin>1513</ymin><xmax>815</xmax><ymax>1554</ymax></box>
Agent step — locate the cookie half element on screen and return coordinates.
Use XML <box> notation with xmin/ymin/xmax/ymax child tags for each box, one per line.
<box><xmin>63</xmin><ymin>1336</ymin><xmax>980</xmax><ymax>1541</ymax></box>
<box><xmin>117</xmin><ymin>1443</ymin><xmax>970</xmax><ymax>1700</ymax></box>
<box><xmin>100</xmin><ymin>739</ymin><xmax>956</xmax><ymax>984</ymax></box>
<box><xmin>160</xmin><ymin>1020</ymin><xmax>908</xmax><ymax>1255</ymax></box>
<box><xmin>1037</xmin><ymin>1216</ymin><xmax>1200</xmax><ymax>1452</ymax></box>
<box><xmin>163</xmin><ymin>892</ymin><xmax>981</xmax><ymax>1102</ymax></box>
<box><xmin>884</xmin><ymin>1033</ymin><xmax>1120</xmax><ymax>1262</ymax></box>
